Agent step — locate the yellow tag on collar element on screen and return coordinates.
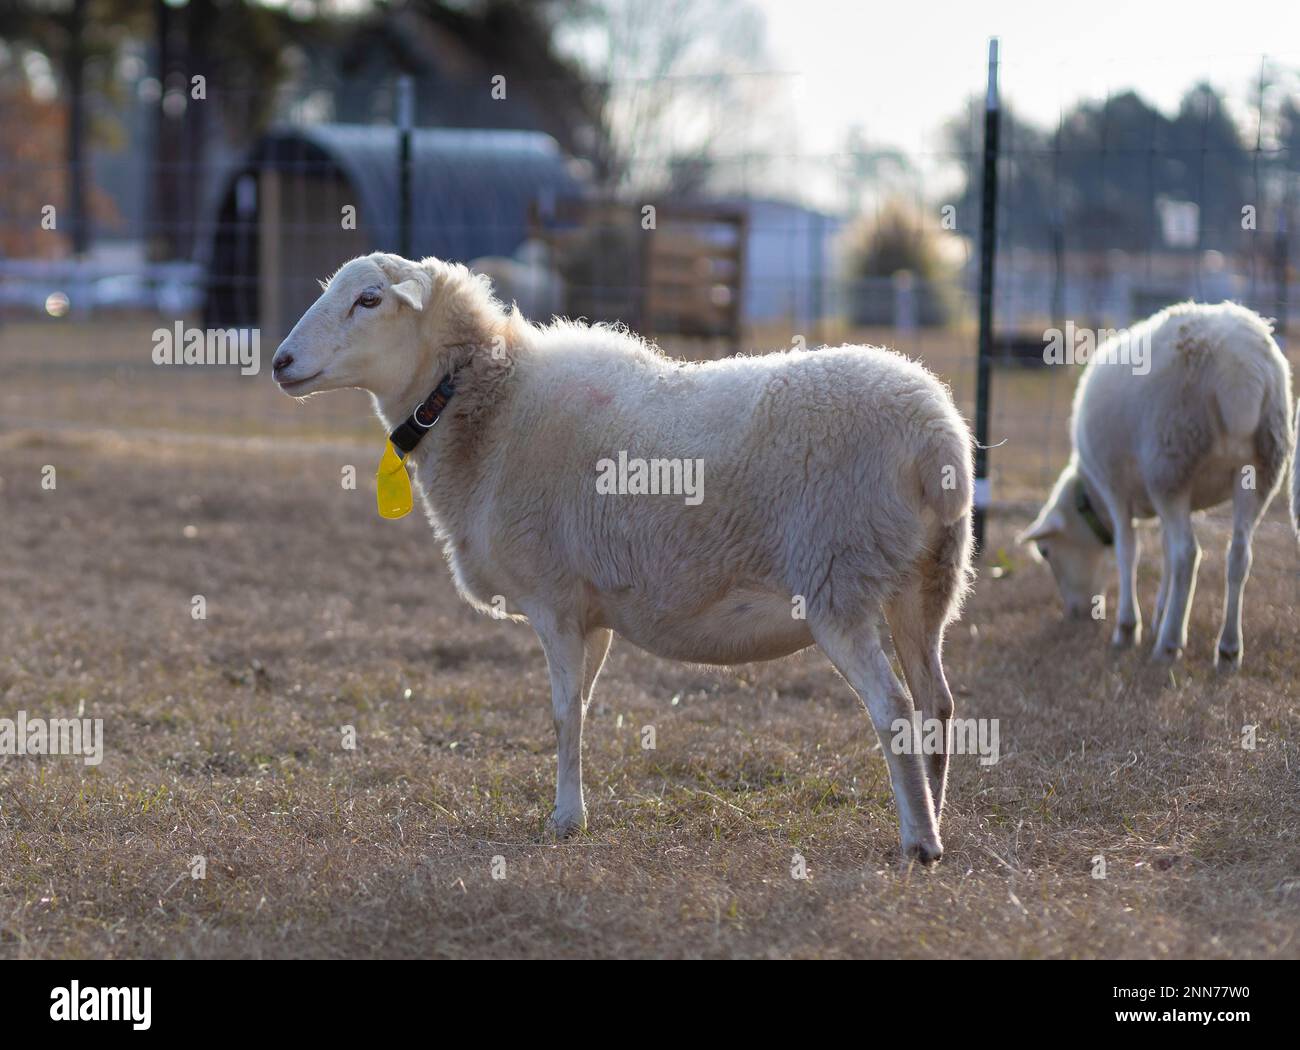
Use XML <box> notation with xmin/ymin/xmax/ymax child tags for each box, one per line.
<box><xmin>376</xmin><ymin>441</ymin><xmax>413</xmax><ymax>519</ymax></box>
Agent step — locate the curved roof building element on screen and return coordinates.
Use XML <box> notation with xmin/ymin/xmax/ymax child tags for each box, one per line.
<box><xmin>202</xmin><ymin>123</ymin><xmax>582</xmax><ymax>335</ymax></box>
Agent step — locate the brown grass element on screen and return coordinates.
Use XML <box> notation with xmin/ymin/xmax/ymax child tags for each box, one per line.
<box><xmin>0</xmin><ymin>316</ymin><xmax>1297</xmax><ymax>959</ymax></box>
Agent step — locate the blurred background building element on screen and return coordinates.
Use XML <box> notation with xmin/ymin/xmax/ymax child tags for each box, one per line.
<box><xmin>1</xmin><ymin>0</ymin><xmax>1297</xmax><ymax>350</ymax></box>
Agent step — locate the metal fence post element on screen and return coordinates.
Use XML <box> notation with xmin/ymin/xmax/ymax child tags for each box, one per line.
<box><xmin>1276</xmin><ymin>208</ymin><xmax>1290</xmax><ymax>351</ymax></box>
<box><xmin>973</xmin><ymin>37</ymin><xmax>1001</xmax><ymax>554</ymax></box>
<box><xmin>397</xmin><ymin>75</ymin><xmax>414</xmax><ymax>259</ymax></box>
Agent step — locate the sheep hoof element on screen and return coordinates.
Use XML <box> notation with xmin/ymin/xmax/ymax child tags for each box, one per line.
<box><xmin>903</xmin><ymin>836</ymin><xmax>944</xmax><ymax>865</ymax></box>
<box><xmin>1111</xmin><ymin>623</ymin><xmax>1139</xmax><ymax>649</ymax></box>
<box><xmin>545</xmin><ymin>809</ymin><xmax>588</xmax><ymax>839</ymax></box>
<box><xmin>1215</xmin><ymin>646</ymin><xmax>1242</xmax><ymax>672</ymax></box>
<box><xmin>1151</xmin><ymin>644</ymin><xmax>1183</xmax><ymax>664</ymax></box>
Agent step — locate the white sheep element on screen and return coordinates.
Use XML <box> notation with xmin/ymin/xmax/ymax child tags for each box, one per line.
<box><xmin>271</xmin><ymin>252</ymin><xmax>974</xmax><ymax>863</ymax></box>
<box><xmin>1020</xmin><ymin>301</ymin><xmax>1294</xmax><ymax>667</ymax></box>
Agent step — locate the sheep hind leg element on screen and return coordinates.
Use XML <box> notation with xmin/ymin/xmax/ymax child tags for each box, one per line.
<box><xmin>812</xmin><ymin>614</ymin><xmax>942</xmax><ymax>863</ymax></box>
<box><xmin>581</xmin><ymin>627</ymin><xmax>613</xmax><ymax>712</ymax></box>
<box><xmin>886</xmin><ymin>581</ymin><xmax>955</xmax><ymax>823</ymax></box>
<box><xmin>1215</xmin><ymin>480</ymin><xmax>1263</xmax><ymax>670</ymax></box>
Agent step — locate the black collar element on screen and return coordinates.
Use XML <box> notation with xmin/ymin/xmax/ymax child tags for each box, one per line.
<box><xmin>389</xmin><ymin>373</ymin><xmax>456</xmax><ymax>455</ymax></box>
<box><xmin>1074</xmin><ymin>478</ymin><xmax>1114</xmax><ymax>547</ymax></box>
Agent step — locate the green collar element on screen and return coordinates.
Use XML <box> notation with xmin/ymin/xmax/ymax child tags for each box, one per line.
<box><xmin>1074</xmin><ymin>478</ymin><xmax>1114</xmax><ymax>547</ymax></box>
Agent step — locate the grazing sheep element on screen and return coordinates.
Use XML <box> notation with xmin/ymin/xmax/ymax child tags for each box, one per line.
<box><xmin>271</xmin><ymin>252</ymin><xmax>974</xmax><ymax>862</ymax></box>
<box><xmin>1020</xmin><ymin>301</ymin><xmax>1294</xmax><ymax>667</ymax></box>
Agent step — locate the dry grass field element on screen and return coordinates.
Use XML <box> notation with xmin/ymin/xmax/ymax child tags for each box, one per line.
<box><xmin>1</xmin><ymin>316</ymin><xmax>1297</xmax><ymax>959</ymax></box>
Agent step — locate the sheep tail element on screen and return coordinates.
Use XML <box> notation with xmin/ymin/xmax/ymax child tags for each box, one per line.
<box><xmin>916</xmin><ymin>415</ymin><xmax>976</xmax><ymax>622</ymax></box>
<box><xmin>1258</xmin><ymin>391</ymin><xmax>1297</xmax><ymax>542</ymax></box>
<box><xmin>921</xmin><ymin>511</ymin><xmax>975</xmax><ymax>626</ymax></box>
<box><xmin>919</xmin><ymin>415</ymin><xmax>974</xmax><ymax>527</ymax></box>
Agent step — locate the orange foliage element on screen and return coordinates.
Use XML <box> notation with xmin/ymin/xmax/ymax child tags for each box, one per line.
<box><xmin>0</xmin><ymin>82</ymin><xmax>121</xmax><ymax>258</ymax></box>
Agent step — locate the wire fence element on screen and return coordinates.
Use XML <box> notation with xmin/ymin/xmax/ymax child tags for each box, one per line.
<box><xmin>2</xmin><ymin>49</ymin><xmax>1298</xmax><ymax>514</ymax></box>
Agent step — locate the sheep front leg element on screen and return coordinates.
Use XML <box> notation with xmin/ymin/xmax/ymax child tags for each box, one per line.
<box><xmin>1151</xmin><ymin>498</ymin><xmax>1200</xmax><ymax>662</ymax></box>
<box><xmin>1111</xmin><ymin>516</ymin><xmax>1141</xmax><ymax>648</ymax></box>
<box><xmin>529</xmin><ymin>613</ymin><xmax>589</xmax><ymax>837</ymax></box>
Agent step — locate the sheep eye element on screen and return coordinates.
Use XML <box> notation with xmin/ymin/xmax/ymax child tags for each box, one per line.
<box><xmin>356</xmin><ymin>291</ymin><xmax>381</xmax><ymax>309</ymax></box>
<box><xmin>1038</xmin><ymin>544</ymin><xmax>1051</xmax><ymax>562</ymax></box>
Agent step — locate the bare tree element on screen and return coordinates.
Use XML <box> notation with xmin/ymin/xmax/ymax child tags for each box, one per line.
<box><xmin>557</xmin><ymin>0</ymin><xmax>775</xmax><ymax>196</ymax></box>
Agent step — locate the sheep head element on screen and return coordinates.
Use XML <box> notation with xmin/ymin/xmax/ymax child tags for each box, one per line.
<box><xmin>270</xmin><ymin>253</ymin><xmax>438</xmax><ymax>401</ymax></box>
<box><xmin>1017</xmin><ymin>464</ymin><xmax>1110</xmax><ymax>620</ymax></box>
<box><xmin>272</xmin><ymin>250</ymin><xmax>511</xmax><ymax>401</ymax></box>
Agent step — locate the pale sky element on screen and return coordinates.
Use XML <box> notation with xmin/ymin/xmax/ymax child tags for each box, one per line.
<box><xmin>284</xmin><ymin>0</ymin><xmax>1300</xmax><ymax>157</ymax></box>
<box><xmin>757</xmin><ymin>0</ymin><xmax>1300</xmax><ymax>160</ymax></box>
<box><xmin>553</xmin><ymin>0</ymin><xmax>1300</xmax><ymax>210</ymax></box>
<box><xmin>273</xmin><ymin>0</ymin><xmax>1300</xmax><ymax>210</ymax></box>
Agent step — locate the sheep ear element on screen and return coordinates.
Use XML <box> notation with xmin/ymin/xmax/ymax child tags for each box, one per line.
<box><xmin>390</xmin><ymin>278</ymin><xmax>427</xmax><ymax>311</ymax></box>
<box><xmin>1016</xmin><ymin>509</ymin><xmax>1064</xmax><ymax>546</ymax></box>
